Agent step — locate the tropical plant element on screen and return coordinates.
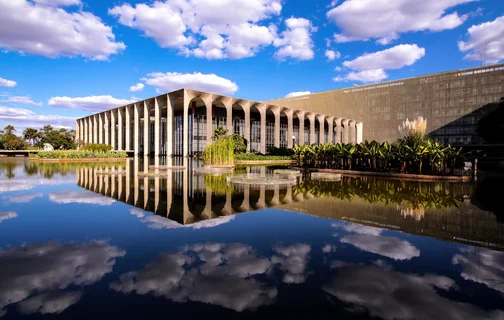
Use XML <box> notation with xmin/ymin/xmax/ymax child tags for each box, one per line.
<box><xmin>203</xmin><ymin>135</ymin><xmax>234</xmax><ymax>165</ymax></box>
<box><xmin>23</xmin><ymin>128</ymin><xmax>39</xmax><ymax>146</ymax></box>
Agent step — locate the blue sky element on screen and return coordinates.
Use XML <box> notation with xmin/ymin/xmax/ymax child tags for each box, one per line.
<box><xmin>0</xmin><ymin>0</ymin><xmax>503</xmax><ymax>131</ymax></box>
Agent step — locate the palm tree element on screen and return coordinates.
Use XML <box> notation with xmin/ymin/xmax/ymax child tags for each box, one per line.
<box><xmin>3</xmin><ymin>125</ymin><xmax>15</xmax><ymax>135</ymax></box>
<box><xmin>23</xmin><ymin>128</ymin><xmax>39</xmax><ymax>146</ymax></box>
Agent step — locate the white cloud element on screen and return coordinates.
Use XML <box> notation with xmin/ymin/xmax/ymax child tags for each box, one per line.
<box><xmin>0</xmin><ymin>77</ymin><xmax>16</xmax><ymax>87</ymax></box>
<box><xmin>48</xmin><ymin>95</ymin><xmax>134</xmax><ymax>112</ymax></box>
<box><xmin>333</xmin><ymin>69</ymin><xmax>388</xmax><ymax>82</ymax></box>
<box><xmin>334</xmin><ymin>44</ymin><xmax>425</xmax><ymax>83</ymax></box>
<box><xmin>284</xmin><ymin>91</ymin><xmax>311</xmax><ymax>98</ymax></box>
<box><xmin>109</xmin><ymin>0</ymin><xmax>281</xmax><ymax>60</ymax></box>
<box><xmin>458</xmin><ymin>16</ymin><xmax>504</xmax><ymax>64</ymax></box>
<box><xmin>0</xmin><ymin>105</ymin><xmax>75</xmax><ymax>129</ymax></box>
<box><xmin>129</xmin><ymin>83</ymin><xmax>145</xmax><ymax>92</ymax></box>
<box><xmin>33</xmin><ymin>0</ymin><xmax>82</xmax><ymax>6</ymax></box>
<box><xmin>0</xmin><ymin>177</ymin><xmax>74</xmax><ymax>193</ymax></box>
<box><xmin>325</xmin><ymin>49</ymin><xmax>341</xmax><ymax>61</ymax></box>
<box><xmin>111</xmin><ymin>242</ymin><xmax>276</xmax><ymax>312</ymax></box>
<box><xmin>0</xmin><ymin>0</ymin><xmax>125</xmax><ymax>60</ymax></box>
<box><xmin>271</xmin><ymin>244</ymin><xmax>311</xmax><ymax>283</ymax></box>
<box><xmin>49</xmin><ymin>190</ymin><xmax>116</xmax><ymax>206</ymax></box>
<box><xmin>140</xmin><ymin>214</ymin><xmax>235</xmax><ymax>230</ymax></box>
<box><xmin>327</xmin><ymin>0</ymin><xmax>475</xmax><ymax>44</ymax></box>
<box><xmin>452</xmin><ymin>248</ymin><xmax>504</xmax><ymax>293</ymax></box>
<box><xmin>334</xmin><ymin>66</ymin><xmax>342</xmax><ymax>72</ymax></box>
<box><xmin>0</xmin><ymin>211</ymin><xmax>17</xmax><ymax>223</ymax></box>
<box><xmin>0</xmin><ymin>240</ymin><xmax>125</xmax><ymax>316</ymax></box>
<box><xmin>141</xmin><ymin>72</ymin><xmax>238</xmax><ymax>95</ymax></box>
<box><xmin>274</xmin><ymin>18</ymin><xmax>316</xmax><ymax>61</ymax></box>
<box><xmin>1</xmin><ymin>95</ymin><xmax>42</xmax><ymax>106</ymax></box>
<box><xmin>324</xmin><ymin>264</ymin><xmax>504</xmax><ymax>320</ymax></box>
<box><xmin>5</xmin><ymin>193</ymin><xmax>43</xmax><ymax>203</ymax></box>
<box><xmin>340</xmin><ymin>234</ymin><xmax>420</xmax><ymax>260</ymax></box>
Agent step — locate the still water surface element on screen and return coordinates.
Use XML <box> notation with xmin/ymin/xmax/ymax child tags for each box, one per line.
<box><xmin>1</xmin><ymin>158</ymin><xmax>504</xmax><ymax>319</ymax></box>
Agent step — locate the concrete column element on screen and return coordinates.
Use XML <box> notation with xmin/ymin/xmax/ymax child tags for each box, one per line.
<box><xmin>240</xmin><ymin>185</ymin><xmax>250</xmax><ymax>212</ymax></box>
<box><xmin>75</xmin><ymin>120</ymin><xmax>80</xmax><ymax>148</ymax></box>
<box><xmin>134</xmin><ymin>157</ymin><xmax>139</xmax><ymax>205</ymax></box>
<box><xmin>226</xmin><ymin>101</ymin><xmax>233</xmax><ymax>134</ymax></box>
<box><xmin>125</xmin><ymin>105</ymin><xmax>131</xmax><ymax>151</ymax></box>
<box><xmin>134</xmin><ymin>103</ymin><xmax>140</xmax><ymax>155</ymax></box>
<box><xmin>356</xmin><ymin>122</ymin><xmax>363</xmax><ymax>143</ymax></box>
<box><xmin>334</xmin><ymin>118</ymin><xmax>342</xmax><ymax>143</ymax></box>
<box><xmin>243</xmin><ymin>102</ymin><xmax>251</xmax><ymax>153</ymax></box>
<box><xmin>349</xmin><ymin>120</ymin><xmax>356</xmax><ymax>144</ymax></box>
<box><xmin>342</xmin><ymin>119</ymin><xmax>349</xmax><ymax>143</ymax></box>
<box><xmin>118</xmin><ymin>107</ymin><xmax>123</xmax><ymax>151</ymax></box>
<box><xmin>93</xmin><ymin>115</ymin><xmax>98</xmax><ymax>143</ymax></box>
<box><xmin>143</xmin><ymin>101</ymin><xmax>149</xmax><ymax>156</ymax></box>
<box><xmin>154</xmin><ymin>98</ymin><xmax>160</xmax><ymax>156</ymax></box>
<box><xmin>125</xmin><ymin>159</ymin><xmax>130</xmax><ymax>203</ymax></box>
<box><xmin>308</xmin><ymin>114</ymin><xmax>315</xmax><ymax>145</ymax></box>
<box><xmin>98</xmin><ymin>113</ymin><xmax>103</xmax><ymax>144</ymax></box>
<box><xmin>287</xmin><ymin>110</ymin><xmax>293</xmax><ymax>148</ymax></box>
<box><xmin>259</xmin><ymin>106</ymin><xmax>266</xmax><ymax>154</ymax></box>
<box><xmin>88</xmin><ymin>117</ymin><xmax>92</xmax><ymax>144</ymax></box>
<box><xmin>104</xmin><ymin>111</ymin><xmax>109</xmax><ymax>146</ymax></box>
<box><xmin>298</xmin><ymin>112</ymin><xmax>305</xmax><ymax>146</ymax></box>
<box><xmin>82</xmin><ymin>119</ymin><xmax>87</xmax><ymax>144</ymax></box>
<box><xmin>205</xmin><ymin>99</ymin><xmax>213</xmax><ymax>145</ymax></box>
<box><xmin>273</xmin><ymin>108</ymin><xmax>280</xmax><ymax>148</ymax></box>
<box><xmin>317</xmin><ymin>115</ymin><xmax>325</xmax><ymax>144</ymax></box>
<box><xmin>166</xmin><ymin>94</ymin><xmax>174</xmax><ymax>156</ymax></box>
<box><xmin>183</xmin><ymin>90</ymin><xmax>191</xmax><ymax>157</ymax></box>
<box><xmin>328</xmin><ymin>117</ymin><xmax>334</xmax><ymax>144</ymax></box>
<box><xmin>111</xmin><ymin>109</ymin><xmax>116</xmax><ymax>150</ymax></box>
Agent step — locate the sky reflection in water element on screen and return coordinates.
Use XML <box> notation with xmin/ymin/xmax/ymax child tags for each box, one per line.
<box><xmin>0</xmin><ymin>158</ymin><xmax>503</xmax><ymax>319</ymax></box>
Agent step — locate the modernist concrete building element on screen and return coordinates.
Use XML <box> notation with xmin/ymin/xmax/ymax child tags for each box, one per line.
<box><xmin>76</xmin><ymin>63</ymin><xmax>504</xmax><ymax>155</ymax></box>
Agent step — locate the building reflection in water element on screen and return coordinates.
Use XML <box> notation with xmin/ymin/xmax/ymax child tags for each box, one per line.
<box><xmin>75</xmin><ymin>157</ymin><xmax>504</xmax><ymax>251</ymax></box>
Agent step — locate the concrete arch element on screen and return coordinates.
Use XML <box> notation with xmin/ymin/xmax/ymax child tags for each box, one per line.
<box><xmin>293</xmin><ymin>110</ymin><xmax>305</xmax><ymax>146</ymax></box>
<box><xmin>249</xmin><ymin>103</ymin><xmax>264</xmax><ymax>152</ymax></box>
<box><xmin>348</xmin><ymin>120</ymin><xmax>356</xmax><ymax>144</ymax></box>
<box><xmin>341</xmin><ymin>118</ymin><xmax>349</xmax><ymax>144</ymax></box>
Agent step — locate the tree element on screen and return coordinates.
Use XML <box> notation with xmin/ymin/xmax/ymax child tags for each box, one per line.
<box><xmin>3</xmin><ymin>125</ymin><xmax>15</xmax><ymax>135</ymax></box>
<box><xmin>476</xmin><ymin>97</ymin><xmax>504</xmax><ymax>144</ymax></box>
<box><xmin>212</xmin><ymin>126</ymin><xmax>228</xmax><ymax>141</ymax></box>
<box><xmin>23</xmin><ymin>128</ymin><xmax>39</xmax><ymax>146</ymax></box>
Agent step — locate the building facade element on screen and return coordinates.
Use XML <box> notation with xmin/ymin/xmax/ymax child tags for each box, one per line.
<box><xmin>75</xmin><ymin>89</ymin><xmax>363</xmax><ymax>156</ymax></box>
<box><xmin>76</xmin><ymin>64</ymin><xmax>504</xmax><ymax>155</ymax></box>
<box><xmin>269</xmin><ymin>64</ymin><xmax>504</xmax><ymax>146</ymax></box>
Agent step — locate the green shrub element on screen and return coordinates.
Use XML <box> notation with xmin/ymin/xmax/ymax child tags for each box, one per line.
<box><xmin>29</xmin><ymin>150</ymin><xmax>127</xmax><ymax>159</ymax></box>
<box><xmin>24</xmin><ymin>146</ymin><xmax>39</xmax><ymax>150</ymax></box>
<box><xmin>203</xmin><ymin>135</ymin><xmax>234</xmax><ymax>165</ymax></box>
<box><xmin>234</xmin><ymin>153</ymin><xmax>292</xmax><ymax>161</ymax></box>
<box><xmin>81</xmin><ymin>143</ymin><xmax>113</xmax><ymax>152</ymax></box>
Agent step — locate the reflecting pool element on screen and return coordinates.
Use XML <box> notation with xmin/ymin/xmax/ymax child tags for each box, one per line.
<box><xmin>1</xmin><ymin>157</ymin><xmax>504</xmax><ymax>319</ymax></box>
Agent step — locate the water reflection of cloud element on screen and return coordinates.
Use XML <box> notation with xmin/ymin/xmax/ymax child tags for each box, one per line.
<box><xmin>452</xmin><ymin>248</ymin><xmax>504</xmax><ymax>293</ymax></box>
<box><xmin>334</xmin><ymin>223</ymin><xmax>420</xmax><ymax>261</ymax></box>
<box><xmin>49</xmin><ymin>191</ymin><xmax>115</xmax><ymax>206</ymax></box>
<box><xmin>0</xmin><ymin>178</ymin><xmax>73</xmax><ymax>193</ymax></box>
<box><xmin>0</xmin><ymin>211</ymin><xmax>17</xmax><ymax>223</ymax></box>
<box><xmin>324</xmin><ymin>264</ymin><xmax>504</xmax><ymax>320</ymax></box>
<box><xmin>272</xmin><ymin>244</ymin><xmax>311</xmax><ymax>284</ymax></box>
<box><xmin>0</xmin><ymin>240</ymin><xmax>125</xmax><ymax>316</ymax></box>
<box><xmin>141</xmin><ymin>215</ymin><xmax>235</xmax><ymax>230</ymax></box>
<box><xmin>110</xmin><ymin>243</ymin><xmax>276</xmax><ymax>312</ymax></box>
<box><xmin>4</xmin><ymin>193</ymin><xmax>43</xmax><ymax>203</ymax></box>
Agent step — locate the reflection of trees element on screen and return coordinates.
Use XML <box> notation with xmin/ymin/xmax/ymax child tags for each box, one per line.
<box><xmin>0</xmin><ymin>240</ymin><xmax>125</xmax><ymax>317</ymax></box>
<box><xmin>203</xmin><ymin>174</ymin><xmax>232</xmax><ymax>195</ymax></box>
<box><xmin>0</xmin><ymin>160</ymin><xmax>17</xmax><ymax>179</ymax></box>
<box><xmin>293</xmin><ymin>177</ymin><xmax>464</xmax><ymax>211</ymax></box>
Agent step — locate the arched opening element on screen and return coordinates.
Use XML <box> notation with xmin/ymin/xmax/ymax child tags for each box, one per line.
<box><xmin>280</xmin><ymin>110</ymin><xmax>288</xmax><ymax>149</ymax></box>
<box><xmin>304</xmin><ymin>113</ymin><xmax>312</xmax><ymax>144</ymax></box>
<box><xmin>266</xmin><ymin>108</ymin><xmax>275</xmax><ymax>152</ymax></box>
<box><xmin>324</xmin><ymin>117</ymin><xmax>329</xmax><ymax>144</ymax></box>
<box><xmin>250</xmin><ymin>104</ymin><xmax>261</xmax><ymax>152</ymax></box>
<box><xmin>232</xmin><ymin>103</ymin><xmax>245</xmax><ymax>137</ymax></box>
<box><xmin>314</xmin><ymin>115</ymin><xmax>321</xmax><ymax>145</ymax></box>
<box><xmin>212</xmin><ymin>100</ymin><xmax>227</xmax><ymax>132</ymax></box>
<box><xmin>293</xmin><ymin>112</ymin><xmax>301</xmax><ymax>146</ymax></box>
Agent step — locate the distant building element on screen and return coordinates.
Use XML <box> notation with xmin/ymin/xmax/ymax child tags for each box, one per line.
<box><xmin>76</xmin><ymin>64</ymin><xmax>504</xmax><ymax>156</ymax></box>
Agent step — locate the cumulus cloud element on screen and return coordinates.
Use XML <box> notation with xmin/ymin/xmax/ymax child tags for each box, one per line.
<box><xmin>271</xmin><ymin>244</ymin><xmax>311</xmax><ymax>283</ymax></box>
<box><xmin>274</xmin><ymin>18</ymin><xmax>317</xmax><ymax>61</ymax></box>
<box><xmin>333</xmin><ymin>44</ymin><xmax>425</xmax><ymax>83</ymax></box>
<box><xmin>129</xmin><ymin>83</ymin><xmax>145</xmax><ymax>92</ymax></box>
<box><xmin>110</xmin><ymin>243</ymin><xmax>276</xmax><ymax>312</ymax></box>
<box><xmin>324</xmin><ymin>264</ymin><xmax>504</xmax><ymax>320</ymax></box>
<box><xmin>327</xmin><ymin>0</ymin><xmax>475</xmax><ymax>44</ymax></box>
<box><xmin>452</xmin><ymin>248</ymin><xmax>504</xmax><ymax>293</ymax></box>
<box><xmin>284</xmin><ymin>91</ymin><xmax>311</xmax><ymax>98</ymax></box>
<box><xmin>48</xmin><ymin>95</ymin><xmax>134</xmax><ymax>112</ymax></box>
<box><xmin>0</xmin><ymin>211</ymin><xmax>17</xmax><ymax>223</ymax></box>
<box><xmin>0</xmin><ymin>105</ymin><xmax>75</xmax><ymax>129</ymax></box>
<box><xmin>458</xmin><ymin>16</ymin><xmax>504</xmax><ymax>64</ymax></box>
<box><xmin>325</xmin><ymin>49</ymin><xmax>341</xmax><ymax>61</ymax></box>
<box><xmin>0</xmin><ymin>241</ymin><xmax>125</xmax><ymax>316</ymax></box>
<box><xmin>0</xmin><ymin>177</ymin><xmax>74</xmax><ymax>193</ymax></box>
<box><xmin>109</xmin><ymin>0</ymin><xmax>281</xmax><ymax>60</ymax></box>
<box><xmin>49</xmin><ymin>190</ymin><xmax>116</xmax><ymax>206</ymax></box>
<box><xmin>141</xmin><ymin>72</ymin><xmax>238</xmax><ymax>95</ymax></box>
<box><xmin>1</xmin><ymin>95</ymin><xmax>42</xmax><ymax>106</ymax></box>
<box><xmin>140</xmin><ymin>214</ymin><xmax>235</xmax><ymax>230</ymax></box>
<box><xmin>0</xmin><ymin>77</ymin><xmax>16</xmax><ymax>87</ymax></box>
<box><xmin>0</xmin><ymin>0</ymin><xmax>125</xmax><ymax>60</ymax></box>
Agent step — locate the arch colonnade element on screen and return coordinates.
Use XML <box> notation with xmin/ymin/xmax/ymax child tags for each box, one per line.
<box><xmin>75</xmin><ymin>89</ymin><xmax>363</xmax><ymax>156</ymax></box>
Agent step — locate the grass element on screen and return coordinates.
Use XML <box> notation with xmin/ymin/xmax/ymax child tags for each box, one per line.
<box><xmin>29</xmin><ymin>150</ymin><xmax>127</xmax><ymax>159</ymax></box>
